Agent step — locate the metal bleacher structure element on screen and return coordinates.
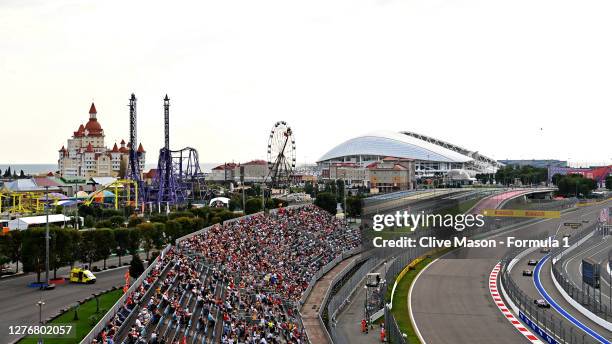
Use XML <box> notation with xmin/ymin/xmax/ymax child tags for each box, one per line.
<box><xmin>83</xmin><ymin>205</ymin><xmax>360</xmax><ymax>344</ymax></box>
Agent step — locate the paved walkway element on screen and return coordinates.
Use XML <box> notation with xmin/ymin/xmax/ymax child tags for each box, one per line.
<box><xmin>301</xmin><ymin>255</ymin><xmax>360</xmax><ymax>344</ymax></box>
<box><xmin>334</xmin><ymin>261</ymin><xmax>388</xmax><ymax>344</ymax></box>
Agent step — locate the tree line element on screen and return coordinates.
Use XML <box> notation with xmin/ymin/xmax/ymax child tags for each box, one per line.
<box><xmin>475</xmin><ymin>165</ymin><xmax>549</xmax><ymax>186</ymax></box>
<box><xmin>552</xmin><ymin>173</ymin><xmax>598</xmax><ymax>197</ymax></box>
<box><xmin>0</xmin><ymin>206</ymin><xmax>239</xmax><ymax>282</ymax></box>
<box><xmin>1</xmin><ymin>167</ymin><xmax>27</xmax><ymax>179</ymax></box>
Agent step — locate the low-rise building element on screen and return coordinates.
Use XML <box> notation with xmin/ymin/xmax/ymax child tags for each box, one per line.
<box><xmin>209</xmin><ymin>160</ymin><xmax>270</xmax><ymax>183</ymax></box>
<box><xmin>367</xmin><ymin>157</ymin><xmax>415</xmax><ymax>192</ymax></box>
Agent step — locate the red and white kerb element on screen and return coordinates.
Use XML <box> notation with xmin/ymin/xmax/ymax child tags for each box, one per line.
<box><xmin>489</xmin><ymin>263</ymin><xmax>544</xmax><ymax>344</ymax></box>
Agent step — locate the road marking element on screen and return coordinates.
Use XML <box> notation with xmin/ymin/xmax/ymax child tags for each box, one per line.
<box><xmin>489</xmin><ymin>263</ymin><xmax>544</xmax><ymax>343</ymax></box>
<box><xmin>533</xmin><ymin>255</ymin><xmax>610</xmax><ymax>344</ymax></box>
<box><xmin>409</xmin><ymin>256</ymin><xmax>437</xmax><ymax>344</ymax></box>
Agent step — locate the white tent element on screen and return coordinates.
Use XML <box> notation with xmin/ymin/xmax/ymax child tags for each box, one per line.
<box><xmin>89</xmin><ymin>177</ymin><xmax>117</xmax><ymax>186</ymax></box>
<box><xmin>209</xmin><ymin>197</ymin><xmax>230</xmax><ymax>207</ymax></box>
<box><xmin>8</xmin><ymin>214</ymin><xmax>82</xmax><ymax>230</ymax></box>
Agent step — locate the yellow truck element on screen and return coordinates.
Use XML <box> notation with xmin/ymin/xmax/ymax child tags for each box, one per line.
<box><xmin>70</xmin><ymin>268</ymin><xmax>97</xmax><ymax>284</ymax></box>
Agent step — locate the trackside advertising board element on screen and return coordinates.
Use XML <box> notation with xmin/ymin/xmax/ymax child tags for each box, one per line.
<box><xmin>482</xmin><ymin>209</ymin><xmax>560</xmax><ymax>219</ymax></box>
<box><xmin>582</xmin><ymin>258</ymin><xmax>601</xmax><ymax>288</ymax></box>
<box><xmin>519</xmin><ymin>311</ymin><xmax>559</xmax><ymax>344</ymax></box>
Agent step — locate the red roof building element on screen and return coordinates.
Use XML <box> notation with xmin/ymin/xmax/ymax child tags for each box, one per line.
<box><xmin>58</xmin><ymin>102</ymin><xmax>146</xmax><ymax>178</ymax></box>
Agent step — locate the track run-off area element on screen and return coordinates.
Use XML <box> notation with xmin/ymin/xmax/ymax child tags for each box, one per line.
<box><xmin>410</xmin><ymin>200</ymin><xmax>611</xmax><ymax>344</ymax></box>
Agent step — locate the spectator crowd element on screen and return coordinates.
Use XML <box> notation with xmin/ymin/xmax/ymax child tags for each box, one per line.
<box><xmin>93</xmin><ymin>205</ymin><xmax>360</xmax><ymax>344</ymax></box>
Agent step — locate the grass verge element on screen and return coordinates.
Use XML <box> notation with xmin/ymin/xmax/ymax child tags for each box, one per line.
<box><xmin>19</xmin><ymin>288</ymin><xmax>123</xmax><ymax>344</ymax></box>
<box><xmin>389</xmin><ymin>248</ymin><xmax>453</xmax><ymax>344</ymax></box>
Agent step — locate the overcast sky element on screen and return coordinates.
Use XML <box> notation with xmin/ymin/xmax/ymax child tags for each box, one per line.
<box><xmin>1</xmin><ymin>0</ymin><xmax>611</xmax><ymax>167</ymax></box>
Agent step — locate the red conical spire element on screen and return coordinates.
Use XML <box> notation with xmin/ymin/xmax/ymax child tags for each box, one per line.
<box><xmin>89</xmin><ymin>102</ymin><xmax>97</xmax><ymax>114</ymax></box>
<box><xmin>137</xmin><ymin>143</ymin><xmax>145</xmax><ymax>153</ymax></box>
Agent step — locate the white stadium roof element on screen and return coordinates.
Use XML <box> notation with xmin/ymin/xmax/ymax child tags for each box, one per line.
<box><xmin>317</xmin><ymin>131</ymin><xmax>474</xmax><ymax>163</ymax></box>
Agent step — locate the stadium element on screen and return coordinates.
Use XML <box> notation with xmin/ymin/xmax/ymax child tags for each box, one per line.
<box><xmin>317</xmin><ymin>130</ymin><xmax>502</xmax><ymax>178</ymax></box>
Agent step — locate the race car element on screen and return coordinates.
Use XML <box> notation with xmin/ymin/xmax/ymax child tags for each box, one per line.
<box><xmin>534</xmin><ymin>299</ymin><xmax>550</xmax><ymax>308</ymax></box>
<box><xmin>540</xmin><ymin>248</ymin><xmax>551</xmax><ymax>253</ymax></box>
<box><xmin>70</xmin><ymin>267</ymin><xmax>97</xmax><ymax>284</ymax></box>
<box><xmin>527</xmin><ymin>260</ymin><xmax>539</xmax><ymax>266</ymax></box>
<box><xmin>522</xmin><ymin>270</ymin><xmax>533</xmax><ymax>276</ymax></box>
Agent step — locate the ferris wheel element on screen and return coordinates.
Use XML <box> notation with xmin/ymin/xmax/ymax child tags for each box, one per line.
<box><xmin>266</xmin><ymin>121</ymin><xmax>296</xmax><ymax>189</ymax></box>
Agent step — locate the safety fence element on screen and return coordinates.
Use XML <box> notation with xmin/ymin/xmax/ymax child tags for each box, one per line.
<box><xmin>499</xmin><ymin>229</ymin><xmax>601</xmax><ymax>344</ymax></box>
<box><xmin>551</xmin><ymin>225</ymin><xmax>612</xmax><ymax>322</ymax></box>
<box><xmin>299</xmin><ymin>246</ymin><xmax>363</xmax><ymax>343</ymax></box>
<box><xmin>501</xmin><ymin>267</ymin><xmax>597</xmax><ymax>344</ymax></box>
<box><xmin>81</xmin><ymin>244</ymin><xmax>172</xmax><ymax>344</ymax></box>
<box><xmin>385</xmin><ymin>306</ymin><xmax>407</xmax><ymax>344</ymax></box>
<box><xmin>325</xmin><ymin>255</ymin><xmax>384</xmax><ymax>344</ymax></box>
<box><xmin>377</xmin><ymin>195</ymin><xmax>576</xmax><ymax>344</ymax></box>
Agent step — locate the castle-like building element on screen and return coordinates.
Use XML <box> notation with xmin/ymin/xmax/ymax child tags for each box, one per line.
<box><xmin>58</xmin><ymin>103</ymin><xmax>145</xmax><ymax>178</ymax></box>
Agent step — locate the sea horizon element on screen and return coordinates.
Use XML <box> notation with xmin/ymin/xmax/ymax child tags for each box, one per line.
<box><xmin>0</xmin><ymin>163</ymin><xmax>221</xmax><ymax>175</ymax></box>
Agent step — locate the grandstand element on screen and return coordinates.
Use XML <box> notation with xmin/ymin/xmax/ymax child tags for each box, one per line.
<box><xmin>317</xmin><ymin>130</ymin><xmax>502</xmax><ymax>177</ymax></box>
<box><xmin>89</xmin><ymin>205</ymin><xmax>360</xmax><ymax>344</ymax></box>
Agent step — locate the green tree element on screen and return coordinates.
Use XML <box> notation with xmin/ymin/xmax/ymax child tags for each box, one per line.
<box><xmin>495</xmin><ymin>165</ymin><xmax>548</xmax><ymax>186</ymax></box>
<box><xmin>127</xmin><ymin>228</ymin><xmax>141</xmax><ymax>256</ymax></box>
<box><xmin>65</xmin><ymin>229</ymin><xmax>82</xmax><ymax>269</ymax></box>
<box><xmin>314</xmin><ymin>192</ymin><xmax>337</xmax><ymax>215</ymax></box>
<box><xmin>163</xmin><ymin>220</ymin><xmax>182</xmax><ymax>244</ymax></box>
<box><xmin>137</xmin><ymin>223</ymin><xmax>155</xmax><ymax>260</ymax></box>
<box><xmin>50</xmin><ymin>228</ymin><xmax>70</xmax><ymax>279</ymax></box>
<box><xmin>127</xmin><ymin>216</ymin><xmax>143</xmax><ymax>227</ymax></box>
<box><xmin>84</xmin><ymin>215</ymin><xmax>95</xmax><ymax>228</ymax></box>
<box><xmin>245</xmin><ymin>198</ymin><xmax>262</xmax><ymax>215</ymax></box>
<box><xmin>606</xmin><ymin>175</ymin><xmax>612</xmax><ymax>190</ymax></box>
<box><xmin>129</xmin><ymin>254</ymin><xmax>144</xmax><ymax>279</ymax></box>
<box><xmin>551</xmin><ymin>173</ymin><xmax>564</xmax><ymax>186</ymax></box>
<box><xmin>346</xmin><ymin>196</ymin><xmax>363</xmax><ymax>218</ymax></box>
<box><xmin>556</xmin><ymin>174</ymin><xmax>597</xmax><ymax>197</ymax></box>
<box><xmin>0</xmin><ymin>230</ymin><xmax>23</xmax><ymax>274</ymax></box>
<box><xmin>79</xmin><ymin>230</ymin><xmax>99</xmax><ymax>268</ymax></box>
<box><xmin>101</xmin><ymin>209</ymin><xmax>123</xmax><ymax>219</ymax></box>
<box><xmin>336</xmin><ymin>180</ymin><xmax>345</xmax><ymax>203</ymax></box>
<box><xmin>168</xmin><ymin>211</ymin><xmax>195</xmax><ymax>220</ymax></box>
<box><xmin>113</xmin><ymin>228</ymin><xmax>130</xmax><ymax>266</ymax></box>
<box><xmin>152</xmin><ymin>223</ymin><xmax>166</xmax><ymax>249</ymax></box>
<box><xmin>95</xmin><ymin>229</ymin><xmax>115</xmax><ymax>269</ymax></box>
<box><xmin>21</xmin><ymin>229</ymin><xmax>46</xmax><ymax>283</ymax></box>
<box><xmin>304</xmin><ymin>181</ymin><xmax>315</xmax><ymax>197</ymax></box>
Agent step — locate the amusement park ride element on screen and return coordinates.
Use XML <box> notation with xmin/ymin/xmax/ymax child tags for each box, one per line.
<box><xmin>73</xmin><ymin>93</ymin><xmax>205</xmax><ymax>212</ymax></box>
<box><xmin>0</xmin><ymin>100</ymin><xmax>298</xmax><ymax>217</ymax></box>
<box><xmin>265</xmin><ymin>121</ymin><xmax>296</xmax><ymax>191</ymax></box>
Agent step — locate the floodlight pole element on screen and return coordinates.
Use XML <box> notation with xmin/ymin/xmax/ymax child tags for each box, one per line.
<box><xmin>45</xmin><ymin>186</ymin><xmax>50</xmax><ymax>288</ymax></box>
<box><xmin>37</xmin><ymin>299</ymin><xmax>45</xmax><ymax>344</ymax></box>
<box><xmin>608</xmin><ymin>249</ymin><xmax>611</xmax><ymax>314</ymax></box>
<box><xmin>242</xmin><ymin>183</ymin><xmax>246</xmax><ymax>214</ymax></box>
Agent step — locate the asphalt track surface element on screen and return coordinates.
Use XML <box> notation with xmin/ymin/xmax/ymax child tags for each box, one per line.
<box><xmin>561</xmin><ymin>233</ymin><xmax>612</xmax><ymax>306</ymax></box>
<box><xmin>411</xmin><ymin>201</ymin><xmax>611</xmax><ymax>344</ymax></box>
<box><xmin>511</xmin><ymin>235</ymin><xmax>612</xmax><ymax>343</ymax></box>
<box><xmin>0</xmin><ymin>255</ymin><xmax>141</xmax><ymax>343</ymax></box>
